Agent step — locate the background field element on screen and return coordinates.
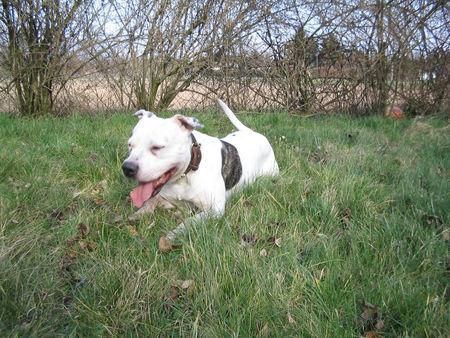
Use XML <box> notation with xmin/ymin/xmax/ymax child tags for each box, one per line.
<box><xmin>0</xmin><ymin>110</ymin><xmax>448</xmax><ymax>336</ymax></box>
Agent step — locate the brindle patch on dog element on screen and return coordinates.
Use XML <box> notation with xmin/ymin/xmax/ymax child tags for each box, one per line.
<box><xmin>220</xmin><ymin>140</ymin><xmax>242</xmax><ymax>190</ymax></box>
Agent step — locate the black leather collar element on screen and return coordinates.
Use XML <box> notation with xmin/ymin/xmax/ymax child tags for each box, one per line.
<box><xmin>184</xmin><ymin>134</ymin><xmax>201</xmax><ymax>174</ymax></box>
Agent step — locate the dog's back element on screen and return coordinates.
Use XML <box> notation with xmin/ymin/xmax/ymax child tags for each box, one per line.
<box><xmin>217</xmin><ymin>99</ymin><xmax>279</xmax><ymax>192</ymax></box>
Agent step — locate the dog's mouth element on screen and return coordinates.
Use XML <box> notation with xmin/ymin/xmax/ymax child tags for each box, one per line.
<box><xmin>130</xmin><ymin>167</ymin><xmax>177</xmax><ymax>208</ymax></box>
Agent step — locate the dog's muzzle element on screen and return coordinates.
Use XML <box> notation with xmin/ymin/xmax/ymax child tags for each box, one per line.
<box><xmin>122</xmin><ymin>161</ymin><xmax>138</xmax><ymax>178</ymax></box>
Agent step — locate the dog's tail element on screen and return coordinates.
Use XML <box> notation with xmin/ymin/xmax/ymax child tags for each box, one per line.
<box><xmin>216</xmin><ymin>99</ymin><xmax>252</xmax><ymax>132</ymax></box>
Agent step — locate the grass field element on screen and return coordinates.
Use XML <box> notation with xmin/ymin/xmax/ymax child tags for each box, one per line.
<box><xmin>0</xmin><ymin>110</ymin><xmax>448</xmax><ymax>336</ymax></box>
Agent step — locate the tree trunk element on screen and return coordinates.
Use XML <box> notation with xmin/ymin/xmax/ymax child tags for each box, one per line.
<box><xmin>373</xmin><ymin>0</ymin><xmax>389</xmax><ymax>114</ymax></box>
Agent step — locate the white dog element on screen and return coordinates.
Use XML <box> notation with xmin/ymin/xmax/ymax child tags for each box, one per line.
<box><xmin>122</xmin><ymin>99</ymin><xmax>279</xmax><ymax>242</ymax></box>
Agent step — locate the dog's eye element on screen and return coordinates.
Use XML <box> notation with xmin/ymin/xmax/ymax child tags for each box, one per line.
<box><xmin>151</xmin><ymin>145</ymin><xmax>164</xmax><ymax>153</ymax></box>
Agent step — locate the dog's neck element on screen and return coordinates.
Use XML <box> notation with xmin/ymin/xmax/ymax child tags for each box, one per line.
<box><xmin>184</xmin><ymin>133</ymin><xmax>202</xmax><ymax>175</ymax></box>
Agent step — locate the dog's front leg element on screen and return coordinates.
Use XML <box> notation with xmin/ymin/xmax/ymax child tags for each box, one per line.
<box><xmin>165</xmin><ymin>209</ymin><xmax>218</xmax><ymax>241</ymax></box>
<box><xmin>164</xmin><ymin>193</ymin><xmax>226</xmax><ymax>242</ymax></box>
<box><xmin>128</xmin><ymin>196</ymin><xmax>174</xmax><ymax>220</ymax></box>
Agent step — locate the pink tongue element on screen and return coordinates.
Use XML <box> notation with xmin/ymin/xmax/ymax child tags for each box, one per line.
<box><xmin>130</xmin><ymin>182</ymin><xmax>155</xmax><ymax>208</ymax></box>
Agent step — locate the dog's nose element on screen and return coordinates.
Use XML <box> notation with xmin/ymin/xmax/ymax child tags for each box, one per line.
<box><xmin>122</xmin><ymin>162</ymin><xmax>138</xmax><ymax>178</ymax></box>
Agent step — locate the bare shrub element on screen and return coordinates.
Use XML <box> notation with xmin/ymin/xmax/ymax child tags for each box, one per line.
<box><xmin>92</xmin><ymin>0</ymin><xmax>273</xmax><ymax>112</ymax></box>
<box><xmin>1</xmin><ymin>0</ymin><xmax>447</xmax><ymax>116</ymax></box>
<box><xmin>0</xmin><ymin>0</ymin><xmax>109</xmax><ymax>116</ymax></box>
<box><xmin>200</xmin><ymin>0</ymin><xmax>448</xmax><ymax>115</ymax></box>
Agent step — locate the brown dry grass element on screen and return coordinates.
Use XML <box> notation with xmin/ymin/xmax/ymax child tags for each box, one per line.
<box><xmin>0</xmin><ymin>77</ymin><xmax>418</xmax><ymax>114</ymax></box>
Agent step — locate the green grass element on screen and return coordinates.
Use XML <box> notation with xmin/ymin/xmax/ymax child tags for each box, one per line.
<box><xmin>0</xmin><ymin>110</ymin><xmax>448</xmax><ymax>336</ymax></box>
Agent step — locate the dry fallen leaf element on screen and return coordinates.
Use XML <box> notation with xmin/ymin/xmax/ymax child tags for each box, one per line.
<box><xmin>89</xmin><ymin>189</ymin><xmax>100</xmax><ymax>196</ymax></box>
<box><xmin>241</xmin><ymin>233</ymin><xmax>258</xmax><ymax>247</ymax></box>
<box><xmin>163</xmin><ymin>285</ymin><xmax>179</xmax><ymax>313</ymax></box>
<box><xmin>342</xmin><ymin>207</ymin><xmax>351</xmax><ymax>223</ymax></box>
<box><xmin>172</xmin><ymin>279</ymin><xmax>193</xmax><ymax>290</ymax></box>
<box><xmin>61</xmin><ymin>253</ymin><xmax>77</xmax><ymax>271</ymax></box>
<box><xmin>73</xmin><ymin>190</ymin><xmax>84</xmax><ymax>198</ymax></box>
<box><xmin>66</xmin><ymin>202</ymin><xmax>78</xmax><ymax>212</ymax></box>
<box><xmin>360</xmin><ymin>300</ymin><xmax>384</xmax><ymax>332</ymax></box>
<box><xmin>375</xmin><ymin>319</ymin><xmax>385</xmax><ymax>330</ymax></box>
<box><xmin>86</xmin><ymin>242</ymin><xmax>96</xmax><ymax>252</ymax></box>
<box><xmin>159</xmin><ymin>237</ymin><xmax>172</xmax><ymax>251</ymax></box>
<box><xmin>287</xmin><ymin>312</ymin><xmax>296</xmax><ymax>324</ymax></box>
<box><xmin>424</xmin><ymin>215</ymin><xmax>443</xmax><ymax>229</ymax></box>
<box><xmin>181</xmin><ymin>279</ymin><xmax>196</xmax><ymax>295</ymax></box>
<box><xmin>259</xmin><ymin>248</ymin><xmax>268</xmax><ymax>257</ymax></box>
<box><xmin>163</xmin><ymin>280</ymin><xmax>194</xmax><ymax>313</ymax></box>
<box><xmin>310</xmin><ymin>151</ymin><xmax>328</xmax><ymax>163</ymax></box>
<box><xmin>267</xmin><ymin>235</ymin><xmax>281</xmax><ymax>247</ymax></box>
<box><xmin>71</xmin><ymin>275</ymin><xmax>81</xmax><ymax>283</ymax></box>
<box><xmin>77</xmin><ymin>223</ymin><xmax>89</xmax><ymax>238</ymax></box>
<box><xmin>77</xmin><ymin>239</ymin><xmax>95</xmax><ymax>252</ymax></box>
<box><xmin>51</xmin><ymin>210</ymin><xmax>64</xmax><ymax>221</ymax></box>
<box><xmin>266</xmin><ymin>235</ymin><xmax>276</xmax><ymax>243</ymax></box>
<box><xmin>365</xmin><ymin>331</ymin><xmax>378</xmax><ymax>338</ymax></box>
<box><xmin>128</xmin><ymin>225</ymin><xmax>139</xmax><ymax>236</ymax></box>
<box><xmin>274</xmin><ymin>237</ymin><xmax>282</xmax><ymax>247</ymax></box>
<box><xmin>181</xmin><ymin>280</ymin><xmax>195</xmax><ymax>290</ymax></box>
<box><xmin>360</xmin><ymin>300</ymin><xmax>377</xmax><ymax>321</ymax></box>
<box><xmin>93</xmin><ymin>197</ymin><xmax>105</xmax><ymax>206</ymax></box>
<box><xmin>158</xmin><ymin>236</ymin><xmax>182</xmax><ymax>252</ymax></box>
<box><xmin>167</xmin><ymin>285</ymin><xmax>179</xmax><ymax>299</ymax></box>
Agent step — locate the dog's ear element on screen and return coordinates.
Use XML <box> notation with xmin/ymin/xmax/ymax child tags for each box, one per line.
<box><xmin>173</xmin><ymin>114</ymin><xmax>204</xmax><ymax>131</ymax></box>
<box><xmin>133</xmin><ymin>110</ymin><xmax>155</xmax><ymax>119</ymax></box>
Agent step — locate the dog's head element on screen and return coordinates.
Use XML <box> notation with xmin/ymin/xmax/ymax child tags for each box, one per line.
<box><xmin>122</xmin><ymin>110</ymin><xmax>203</xmax><ymax>207</ymax></box>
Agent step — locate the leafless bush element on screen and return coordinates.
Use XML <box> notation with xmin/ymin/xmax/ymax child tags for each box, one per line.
<box><xmin>0</xmin><ymin>0</ymin><xmax>110</xmax><ymax>116</ymax></box>
<box><xmin>0</xmin><ymin>0</ymin><xmax>447</xmax><ymax>116</ymax></box>
<box><xmin>223</xmin><ymin>0</ymin><xmax>449</xmax><ymax>115</ymax></box>
<box><xmin>91</xmin><ymin>0</ymin><xmax>273</xmax><ymax>112</ymax></box>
